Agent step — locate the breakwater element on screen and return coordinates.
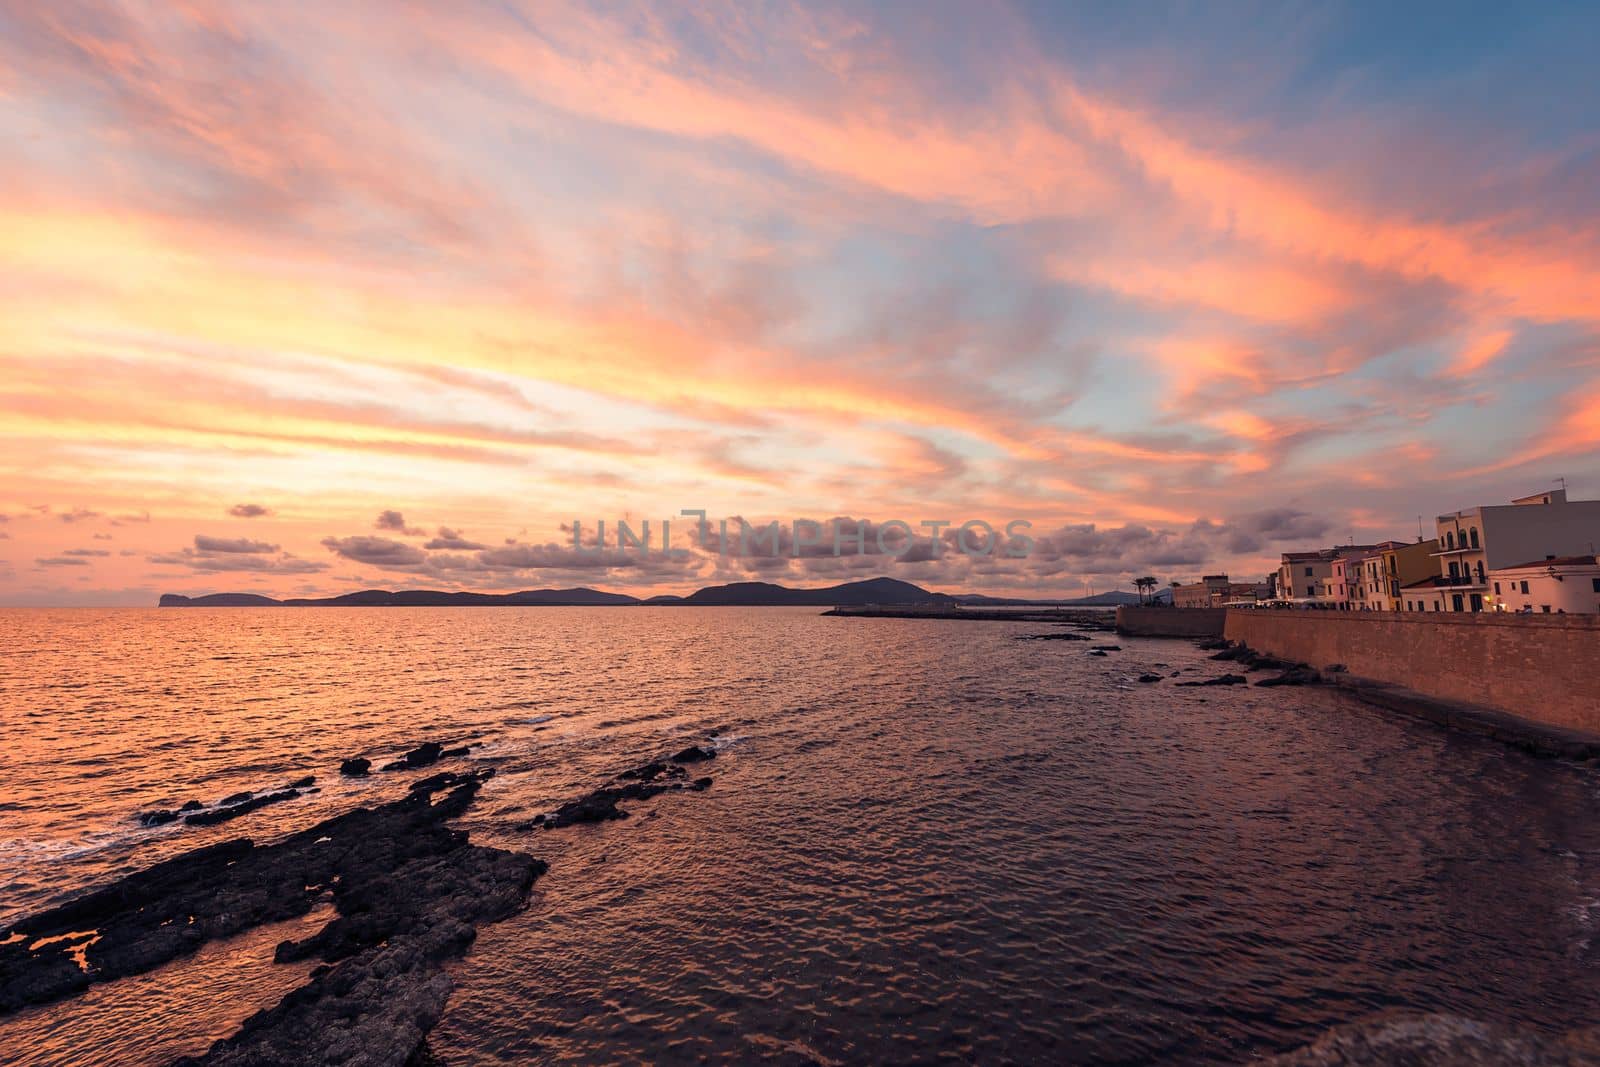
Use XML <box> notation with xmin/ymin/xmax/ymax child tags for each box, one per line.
<box><xmin>1223</xmin><ymin>609</ymin><xmax>1600</xmax><ymax>736</ymax></box>
<box><xmin>824</xmin><ymin>606</ymin><xmax>1115</xmax><ymax>625</ymax></box>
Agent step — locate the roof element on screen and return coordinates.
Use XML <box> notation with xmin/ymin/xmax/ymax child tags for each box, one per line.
<box><xmin>1495</xmin><ymin>555</ymin><xmax>1600</xmax><ymax>572</ymax></box>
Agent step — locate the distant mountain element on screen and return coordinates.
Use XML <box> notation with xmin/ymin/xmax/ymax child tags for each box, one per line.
<box><xmin>673</xmin><ymin>576</ymin><xmax>945</xmax><ymax>606</ymax></box>
<box><xmin>158</xmin><ymin>576</ymin><xmax>1142</xmax><ymax>608</ymax></box>
<box><xmin>159</xmin><ymin>593</ymin><xmax>283</xmax><ymax>607</ymax></box>
<box><xmin>160</xmin><ymin>587</ymin><xmax>638</xmax><ymax>607</ymax></box>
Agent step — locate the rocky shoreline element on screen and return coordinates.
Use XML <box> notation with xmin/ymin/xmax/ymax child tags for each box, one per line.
<box><xmin>1</xmin><ymin>740</ymin><xmax>720</xmax><ymax>1065</ymax></box>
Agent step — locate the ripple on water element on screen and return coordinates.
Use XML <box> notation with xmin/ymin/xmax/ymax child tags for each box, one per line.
<box><xmin>0</xmin><ymin>606</ymin><xmax>1597</xmax><ymax>1066</ymax></box>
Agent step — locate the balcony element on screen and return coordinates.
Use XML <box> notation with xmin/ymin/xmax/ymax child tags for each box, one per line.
<box><xmin>1430</xmin><ymin>546</ymin><xmax>1480</xmax><ymax>557</ymax></box>
<box><xmin>1437</xmin><ymin>574</ymin><xmax>1487</xmax><ymax>588</ymax></box>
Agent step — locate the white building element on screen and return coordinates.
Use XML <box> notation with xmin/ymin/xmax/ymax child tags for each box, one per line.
<box><xmin>1429</xmin><ymin>488</ymin><xmax>1600</xmax><ymax>612</ymax></box>
<box><xmin>1490</xmin><ymin>555</ymin><xmax>1600</xmax><ymax>614</ymax></box>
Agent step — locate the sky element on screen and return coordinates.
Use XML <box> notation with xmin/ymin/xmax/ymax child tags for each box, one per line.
<box><xmin>2</xmin><ymin>0</ymin><xmax>1598</xmax><ymax>605</ymax></box>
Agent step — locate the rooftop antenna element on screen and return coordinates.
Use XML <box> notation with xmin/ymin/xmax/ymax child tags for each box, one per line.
<box><xmin>1555</xmin><ymin>476</ymin><xmax>1567</xmax><ymax>491</ymax></box>
<box><xmin>1416</xmin><ymin>515</ymin><xmax>1424</xmax><ymax>542</ymax></box>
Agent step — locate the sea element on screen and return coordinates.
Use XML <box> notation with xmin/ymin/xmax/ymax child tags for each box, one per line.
<box><xmin>1</xmin><ymin>606</ymin><xmax>1597</xmax><ymax>1065</ymax></box>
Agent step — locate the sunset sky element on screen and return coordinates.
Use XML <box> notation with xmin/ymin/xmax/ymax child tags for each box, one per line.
<box><xmin>3</xmin><ymin>1</ymin><xmax>1598</xmax><ymax>604</ymax></box>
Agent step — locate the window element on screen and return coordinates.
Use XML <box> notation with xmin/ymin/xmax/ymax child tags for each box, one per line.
<box><xmin>1521</xmin><ymin>580</ymin><xmax>1529</xmax><ymax>594</ymax></box>
<box><xmin>1469</xmin><ymin>527</ymin><xmax>1480</xmax><ymax>548</ymax></box>
<box><xmin>1541</xmin><ymin>605</ymin><xmax>1551</xmax><ymax>613</ymax></box>
<box><xmin>1306</xmin><ymin>586</ymin><xmax>1314</xmax><ymax>597</ymax></box>
<box><xmin>1304</xmin><ymin>567</ymin><xmax>1313</xmax><ymax>577</ymax></box>
<box><xmin>1592</xmin><ymin>578</ymin><xmax>1600</xmax><ymax>593</ymax></box>
<box><xmin>1494</xmin><ymin>581</ymin><xmax>1501</xmax><ymax>594</ymax></box>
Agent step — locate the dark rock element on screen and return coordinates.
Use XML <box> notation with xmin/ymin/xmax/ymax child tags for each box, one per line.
<box><xmin>1175</xmin><ymin>674</ymin><xmax>1248</xmax><ymax>687</ymax></box>
<box><xmin>532</xmin><ymin>755</ymin><xmax>714</xmax><ymax>829</ymax></box>
<box><xmin>671</xmin><ymin>745</ymin><xmax>715</xmax><ymax>763</ymax></box>
<box><xmin>1325</xmin><ymin>663</ymin><xmax>1348</xmax><ymax>673</ymax></box>
<box><xmin>179</xmin><ymin>800</ymin><xmax>204</xmax><ymax>812</ymax></box>
<box><xmin>1257</xmin><ymin>667</ymin><xmax>1322</xmax><ymax>688</ymax></box>
<box><xmin>339</xmin><ymin>757</ymin><xmax>371</xmax><ymax>777</ymax></box>
<box><xmin>2</xmin><ymin>766</ymin><xmax>537</xmax><ymax>1067</ymax></box>
<box><xmin>287</xmin><ymin>775</ymin><xmax>316</xmax><ymax>789</ymax></box>
<box><xmin>184</xmin><ymin>789</ymin><xmax>301</xmax><ymax>827</ymax></box>
<box><xmin>1088</xmin><ymin>649</ymin><xmax>1108</xmax><ymax>656</ymax></box>
<box><xmin>618</xmin><ymin>760</ymin><xmax>684</xmax><ymax>782</ymax></box>
<box><xmin>1091</xmin><ymin>644</ymin><xmax>1122</xmax><ymax>652</ymax></box>
<box><xmin>406</xmin><ymin>768</ymin><xmax>491</xmax><ymax>794</ymax></box>
<box><xmin>440</xmin><ymin>746</ymin><xmax>470</xmax><ymax>759</ymax></box>
<box><xmin>136</xmin><ymin>809</ymin><xmax>177</xmax><ymax>827</ymax></box>
<box><xmin>383</xmin><ymin>742</ymin><xmax>444</xmax><ymax>772</ymax></box>
<box><xmin>1137</xmin><ymin>674</ymin><xmax>1162</xmax><ymax>684</ymax></box>
<box><xmin>1017</xmin><ymin>631</ymin><xmax>1090</xmax><ymax>641</ymax></box>
<box><xmin>407</xmin><ymin>772</ymin><xmax>463</xmax><ymax>794</ymax></box>
<box><xmin>219</xmin><ymin>791</ymin><xmax>254</xmax><ymax>806</ymax></box>
<box><xmin>1197</xmin><ymin>638</ymin><xmax>1231</xmax><ymax>650</ymax></box>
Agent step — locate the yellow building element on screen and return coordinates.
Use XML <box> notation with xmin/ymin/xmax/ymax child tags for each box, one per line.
<box><xmin>1368</xmin><ymin>539</ymin><xmax>1441</xmax><ymax>611</ymax></box>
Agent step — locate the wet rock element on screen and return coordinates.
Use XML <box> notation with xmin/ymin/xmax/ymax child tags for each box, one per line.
<box><xmin>339</xmin><ymin>757</ymin><xmax>371</xmax><ymax>777</ymax></box>
<box><xmin>407</xmin><ymin>768</ymin><xmax>492</xmax><ymax>794</ymax></box>
<box><xmin>440</xmin><ymin>746</ymin><xmax>471</xmax><ymax>759</ymax></box>
<box><xmin>180</xmin><ymin>800</ymin><xmax>204</xmax><ymax>812</ymax></box>
<box><xmin>1088</xmin><ymin>650</ymin><xmax>1108</xmax><ymax>657</ymax></box>
<box><xmin>1257</xmin><ymin>667</ymin><xmax>1322</xmax><ymax>688</ymax></box>
<box><xmin>1137</xmin><ymin>674</ymin><xmax>1162</xmax><ymax>684</ymax></box>
<box><xmin>185</xmin><ymin>789</ymin><xmax>301</xmax><ymax>826</ymax></box>
<box><xmin>1017</xmin><ymin>631</ymin><xmax>1090</xmax><ymax>641</ymax></box>
<box><xmin>286</xmin><ymin>775</ymin><xmax>316</xmax><ymax>789</ymax></box>
<box><xmin>1091</xmin><ymin>644</ymin><xmax>1122</xmax><ymax>652</ymax></box>
<box><xmin>136</xmin><ymin>809</ymin><xmax>178</xmax><ymax>827</ymax></box>
<box><xmin>1175</xmin><ymin>674</ymin><xmax>1248</xmax><ymax>687</ymax></box>
<box><xmin>382</xmin><ymin>742</ymin><xmax>444</xmax><ymax>772</ymax></box>
<box><xmin>531</xmin><ymin>756</ymin><xmax>715</xmax><ymax>829</ymax></box>
<box><xmin>1325</xmin><ymin>663</ymin><xmax>1348</xmax><ymax>673</ymax></box>
<box><xmin>617</xmin><ymin>761</ymin><xmax>685</xmax><ymax>782</ymax></box>
<box><xmin>219</xmin><ymin>790</ymin><xmax>254</xmax><ymax>806</ymax></box>
<box><xmin>671</xmin><ymin>745</ymin><xmax>715</xmax><ymax>764</ymax></box>
<box><xmin>1197</xmin><ymin>638</ymin><xmax>1231</xmax><ymax>650</ymax></box>
<box><xmin>2</xmin><ymin>768</ymin><xmax>534</xmax><ymax>1061</ymax></box>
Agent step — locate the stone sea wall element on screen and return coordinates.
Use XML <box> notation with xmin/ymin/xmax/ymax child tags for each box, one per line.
<box><xmin>1222</xmin><ymin>609</ymin><xmax>1600</xmax><ymax>734</ymax></box>
<box><xmin>1114</xmin><ymin>607</ymin><xmax>1227</xmax><ymax>637</ymax></box>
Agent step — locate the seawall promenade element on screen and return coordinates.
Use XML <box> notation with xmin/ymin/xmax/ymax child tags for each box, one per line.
<box><xmin>1222</xmin><ymin>609</ymin><xmax>1600</xmax><ymax>736</ymax></box>
<box><xmin>1116</xmin><ymin>605</ymin><xmax>1600</xmax><ymax>746</ymax></box>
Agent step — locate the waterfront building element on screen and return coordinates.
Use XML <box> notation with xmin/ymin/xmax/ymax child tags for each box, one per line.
<box><xmin>1430</xmin><ymin>489</ymin><xmax>1600</xmax><ymax>613</ymax></box>
<box><xmin>1489</xmin><ymin>555</ymin><xmax>1600</xmax><ymax>614</ymax></box>
<box><xmin>1174</xmin><ymin>575</ymin><xmax>1271</xmax><ymax>607</ymax></box>
<box><xmin>1275</xmin><ymin>546</ymin><xmax>1381</xmax><ymax>607</ymax></box>
<box><xmin>1174</xmin><ymin>575</ymin><xmax>1232</xmax><ymax>607</ymax></box>
<box><xmin>1355</xmin><ymin>539</ymin><xmax>1441</xmax><ymax>611</ymax></box>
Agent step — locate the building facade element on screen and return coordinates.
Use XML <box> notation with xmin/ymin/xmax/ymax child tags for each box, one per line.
<box><xmin>1174</xmin><ymin>575</ymin><xmax>1232</xmax><ymax>608</ymax></box>
<box><xmin>1276</xmin><ymin>546</ymin><xmax>1381</xmax><ymax>608</ymax></box>
<box><xmin>1490</xmin><ymin>555</ymin><xmax>1600</xmax><ymax>614</ymax></box>
<box><xmin>1430</xmin><ymin>489</ymin><xmax>1600</xmax><ymax>612</ymax></box>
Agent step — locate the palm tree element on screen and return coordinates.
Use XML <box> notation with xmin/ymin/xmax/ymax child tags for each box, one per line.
<box><xmin>1134</xmin><ymin>576</ymin><xmax>1158</xmax><ymax>604</ymax></box>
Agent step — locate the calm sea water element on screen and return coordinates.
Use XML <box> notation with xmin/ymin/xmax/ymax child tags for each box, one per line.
<box><xmin>1</xmin><ymin>606</ymin><xmax>1598</xmax><ymax>1065</ymax></box>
